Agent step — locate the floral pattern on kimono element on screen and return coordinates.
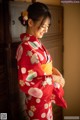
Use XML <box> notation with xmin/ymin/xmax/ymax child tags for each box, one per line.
<box><xmin>16</xmin><ymin>33</ymin><xmax>67</xmax><ymax>120</ymax></box>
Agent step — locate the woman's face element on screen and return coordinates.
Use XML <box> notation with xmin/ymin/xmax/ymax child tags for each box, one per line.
<box><xmin>28</xmin><ymin>17</ymin><xmax>50</xmax><ymax>39</ymax></box>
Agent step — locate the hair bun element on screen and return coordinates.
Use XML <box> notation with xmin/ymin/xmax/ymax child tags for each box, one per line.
<box><xmin>18</xmin><ymin>11</ymin><xmax>28</xmax><ymax>26</ymax></box>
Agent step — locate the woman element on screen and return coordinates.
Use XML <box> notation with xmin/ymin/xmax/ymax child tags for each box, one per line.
<box><xmin>16</xmin><ymin>2</ymin><xmax>67</xmax><ymax>120</ymax></box>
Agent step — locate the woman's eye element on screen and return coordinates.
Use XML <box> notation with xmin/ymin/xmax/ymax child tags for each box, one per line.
<box><xmin>41</xmin><ymin>25</ymin><xmax>49</xmax><ymax>29</ymax></box>
<box><xmin>42</xmin><ymin>26</ymin><xmax>46</xmax><ymax>28</ymax></box>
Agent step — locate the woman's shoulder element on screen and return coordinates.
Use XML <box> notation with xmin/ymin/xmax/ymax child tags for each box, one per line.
<box><xmin>20</xmin><ymin>33</ymin><xmax>37</xmax><ymax>42</ymax></box>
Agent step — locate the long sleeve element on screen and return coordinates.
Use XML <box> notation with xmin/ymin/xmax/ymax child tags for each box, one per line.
<box><xmin>16</xmin><ymin>37</ymin><xmax>53</xmax><ymax>99</ymax></box>
<box><xmin>16</xmin><ymin>33</ymin><xmax>67</xmax><ymax>108</ymax></box>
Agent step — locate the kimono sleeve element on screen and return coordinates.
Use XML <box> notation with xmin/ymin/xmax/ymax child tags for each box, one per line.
<box><xmin>52</xmin><ymin>83</ymin><xmax>67</xmax><ymax>108</ymax></box>
<box><xmin>16</xmin><ymin>43</ymin><xmax>47</xmax><ymax>97</ymax></box>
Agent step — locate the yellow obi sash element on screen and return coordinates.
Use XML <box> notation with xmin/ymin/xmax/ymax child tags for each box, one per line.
<box><xmin>41</xmin><ymin>61</ymin><xmax>52</xmax><ymax>75</ymax></box>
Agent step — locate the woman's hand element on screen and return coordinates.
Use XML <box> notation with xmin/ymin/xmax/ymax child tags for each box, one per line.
<box><xmin>52</xmin><ymin>67</ymin><xmax>65</xmax><ymax>87</ymax></box>
<box><xmin>53</xmin><ymin>75</ymin><xmax>65</xmax><ymax>87</ymax></box>
<box><xmin>52</xmin><ymin>67</ymin><xmax>62</xmax><ymax>77</ymax></box>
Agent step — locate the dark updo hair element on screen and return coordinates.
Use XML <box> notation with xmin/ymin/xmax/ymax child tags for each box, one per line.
<box><xmin>19</xmin><ymin>2</ymin><xmax>51</xmax><ymax>27</ymax></box>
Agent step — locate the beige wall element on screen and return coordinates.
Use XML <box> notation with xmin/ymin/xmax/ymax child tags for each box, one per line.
<box><xmin>15</xmin><ymin>0</ymin><xmax>60</xmax><ymax>5</ymax></box>
<box><xmin>63</xmin><ymin>4</ymin><xmax>80</xmax><ymax>116</ymax></box>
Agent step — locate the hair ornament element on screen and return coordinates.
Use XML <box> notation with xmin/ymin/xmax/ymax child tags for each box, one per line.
<box><xmin>21</xmin><ymin>11</ymin><xmax>28</xmax><ymax>25</ymax></box>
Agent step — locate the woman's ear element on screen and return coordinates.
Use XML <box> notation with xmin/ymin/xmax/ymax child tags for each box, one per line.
<box><xmin>28</xmin><ymin>19</ymin><xmax>34</xmax><ymax>27</ymax></box>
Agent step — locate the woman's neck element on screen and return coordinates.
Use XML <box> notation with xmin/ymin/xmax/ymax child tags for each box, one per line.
<box><xmin>26</xmin><ymin>28</ymin><xmax>34</xmax><ymax>36</ymax></box>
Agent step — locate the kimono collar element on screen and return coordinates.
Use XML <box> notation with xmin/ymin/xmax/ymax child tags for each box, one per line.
<box><xmin>20</xmin><ymin>33</ymin><xmax>40</xmax><ymax>43</ymax></box>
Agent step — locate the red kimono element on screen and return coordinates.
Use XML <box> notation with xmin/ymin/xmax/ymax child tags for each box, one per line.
<box><xmin>16</xmin><ymin>33</ymin><xmax>67</xmax><ymax>120</ymax></box>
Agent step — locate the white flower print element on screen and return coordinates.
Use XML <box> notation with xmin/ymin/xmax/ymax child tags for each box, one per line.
<box><xmin>54</xmin><ymin>82</ymin><xmax>60</xmax><ymax>89</ymax></box>
<box><xmin>31</xmin><ymin>53</ymin><xmax>39</xmax><ymax>64</ymax></box>
<box><xmin>24</xmin><ymin>42</ymin><xmax>28</xmax><ymax>45</ymax></box>
<box><xmin>41</xmin><ymin>113</ymin><xmax>46</xmax><ymax>118</ymax></box>
<box><xmin>19</xmin><ymin>80</ymin><xmax>25</xmax><ymax>86</ymax></box>
<box><xmin>16</xmin><ymin>45</ymin><xmax>23</xmax><ymax>61</ymax></box>
<box><xmin>28</xmin><ymin>110</ymin><xmax>34</xmax><ymax>117</ymax></box>
<box><xmin>44</xmin><ymin>103</ymin><xmax>48</xmax><ymax>109</ymax></box>
<box><xmin>36</xmin><ymin>99</ymin><xmax>41</xmax><ymax>103</ymax></box>
<box><xmin>46</xmin><ymin>77</ymin><xmax>52</xmax><ymax>85</ymax></box>
<box><xmin>27</xmin><ymin>51</ymin><xmax>39</xmax><ymax>64</ymax></box>
<box><xmin>28</xmin><ymin>87</ymin><xmax>43</xmax><ymax>98</ymax></box>
<box><xmin>25</xmin><ymin>82</ymin><xmax>30</xmax><ymax>86</ymax></box>
<box><xmin>21</xmin><ymin>67</ymin><xmax>26</xmax><ymax>74</ymax></box>
<box><xmin>27</xmin><ymin>51</ymin><xmax>32</xmax><ymax>56</ymax></box>
<box><xmin>30</xmin><ymin>106</ymin><xmax>36</xmax><ymax>112</ymax></box>
<box><xmin>31</xmin><ymin>82</ymin><xmax>35</xmax><ymax>85</ymax></box>
<box><xmin>42</xmin><ymin>77</ymin><xmax>52</xmax><ymax>86</ymax></box>
<box><xmin>42</xmin><ymin>81</ymin><xmax>47</xmax><ymax>86</ymax></box>
<box><xmin>23</xmin><ymin>36</ymin><xmax>30</xmax><ymax>41</ymax></box>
